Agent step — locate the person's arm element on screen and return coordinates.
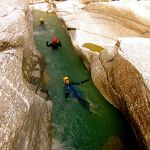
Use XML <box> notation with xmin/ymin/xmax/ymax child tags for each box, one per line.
<box><xmin>46</xmin><ymin>41</ymin><xmax>53</xmax><ymax>47</ymax></box>
<box><xmin>80</xmin><ymin>79</ymin><xmax>89</xmax><ymax>84</ymax></box>
<box><xmin>71</xmin><ymin>79</ymin><xmax>89</xmax><ymax>85</ymax></box>
<box><xmin>71</xmin><ymin>82</ymin><xmax>81</xmax><ymax>85</ymax></box>
<box><xmin>46</xmin><ymin>41</ymin><xmax>51</xmax><ymax>47</ymax></box>
<box><xmin>57</xmin><ymin>41</ymin><xmax>62</xmax><ymax>47</ymax></box>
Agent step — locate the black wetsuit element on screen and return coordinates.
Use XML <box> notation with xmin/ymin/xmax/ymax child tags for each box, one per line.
<box><xmin>46</xmin><ymin>41</ymin><xmax>62</xmax><ymax>49</ymax></box>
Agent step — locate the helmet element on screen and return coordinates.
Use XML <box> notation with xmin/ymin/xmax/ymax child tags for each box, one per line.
<box><xmin>63</xmin><ymin>76</ymin><xmax>69</xmax><ymax>83</ymax></box>
<box><xmin>52</xmin><ymin>36</ymin><xmax>58</xmax><ymax>43</ymax></box>
<box><xmin>40</xmin><ymin>17</ymin><xmax>44</xmax><ymax>21</ymax></box>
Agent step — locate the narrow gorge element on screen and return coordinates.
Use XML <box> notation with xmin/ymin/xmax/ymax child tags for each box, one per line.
<box><xmin>0</xmin><ymin>0</ymin><xmax>150</xmax><ymax>150</ymax></box>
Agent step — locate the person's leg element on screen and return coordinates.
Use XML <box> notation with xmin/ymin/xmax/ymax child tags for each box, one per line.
<box><xmin>76</xmin><ymin>96</ymin><xmax>90</xmax><ymax>110</ymax></box>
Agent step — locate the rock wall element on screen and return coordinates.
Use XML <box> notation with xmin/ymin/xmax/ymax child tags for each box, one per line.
<box><xmin>107</xmin><ymin>38</ymin><xmax>150</xmax><ymax>149</ymax></box>
<box><xmin>29</xmin><ymin>0</ymin><xmax>54</xmax><ymax>13</ymax></box>
<box><xmin>54</xmin><ymin>1</ymin><xmax>150</xmax><ymax>149</ymax></box>
<box><xmin>85</xmin><ymin>1</ymin><xmax>150</xmax><ymax>37</ymax></box>
<box><xmin>91</xmin><ymin>37</ymin><xmax>150</xmax><ymax>148</ymax></box>
<box><xmin>0</xmin><ymin>0</ymin><xmax>52</xmax><ymax>150</ymax></box>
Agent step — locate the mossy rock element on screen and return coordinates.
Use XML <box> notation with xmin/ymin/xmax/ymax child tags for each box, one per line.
<box><xmin>82</xmin><ymin>43</ymin><xmax>104</xmax><ymax>52</ymax></box>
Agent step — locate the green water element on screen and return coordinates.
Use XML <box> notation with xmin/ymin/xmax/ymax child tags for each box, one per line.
<box><xmin>32</xmin><ymin>10</ymin><xmax>140</xmax><ymax>150</ymax></box>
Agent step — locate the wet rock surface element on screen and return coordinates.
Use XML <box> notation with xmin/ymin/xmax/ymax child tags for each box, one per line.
<box><xmin>0</xmin><ymin>0</ymin><xmax>52</xmax><ymax>150</ymax></box>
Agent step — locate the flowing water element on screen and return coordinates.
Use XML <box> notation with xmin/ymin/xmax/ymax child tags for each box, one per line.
<box><xmin>32</xmin><ymin>10</ymin><xmax>140</xmax><ymax>150</ymax></box>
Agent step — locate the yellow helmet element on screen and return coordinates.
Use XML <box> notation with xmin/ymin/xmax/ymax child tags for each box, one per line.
<box><xmin>63</xmin><ymin>76</ymin><xmax>69</xmax><ymax>83</ymax></box>
<box><xmin>40</xmin><ymin>17</ymin><xmax>44</xmax><ymax>21</ymax></box>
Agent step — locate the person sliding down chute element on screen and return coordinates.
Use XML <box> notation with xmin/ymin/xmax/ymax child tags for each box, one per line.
<box><xmin>63</xmin><ymin>76</ymin><xmax>90</xmax><ymax>110</ymax></box>
<box><xmin>46</xmin><ymin>36</ymin><xmax>62</xmax><ymax>49</ymax></box>
<box><xmin>40</xmin><ymin>17</ymin><xmax>45</xmax><ymax>30</ymax></box>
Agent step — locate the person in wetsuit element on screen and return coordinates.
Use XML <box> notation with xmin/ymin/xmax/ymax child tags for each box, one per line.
<box><xmin>63</xmin><ymin>76</ymin><xmax>90</xmax><ymax>110</ymax></box>
<box><xmin>46</xmin><ymin>36</ymin><xmax>62</xmax><ymax>49</ymax></box>
<box><xmin>40</xmin><ymin>17</ymin><xmax>45</xmax><ymax>30</ymax></box>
